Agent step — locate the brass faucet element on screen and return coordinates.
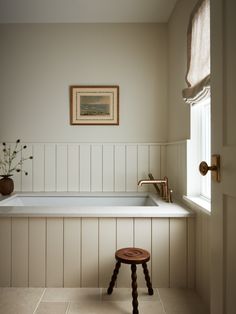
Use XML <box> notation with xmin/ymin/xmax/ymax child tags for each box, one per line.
<box><xmin>138</xmin><ymin>173</ymin><xmax>173</xmax><ymax>203</ymax></box>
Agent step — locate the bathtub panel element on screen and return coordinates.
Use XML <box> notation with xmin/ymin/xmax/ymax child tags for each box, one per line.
<box><xmin>116</xmin><ymin>218</ymin><xmax>134</xmax><ymax>287</ymax></box>
<box><xmin>29</xmin><ymin>218</ymin><xmax>46</xmax><ymax>287</ymax></box>
<box><xmin>99</xmin><ymin>218</ymin><xmax>116</xmax><ymax>287</ymax></box>
<box><xmin>91</xmin><ymin>145</ymin><xmax>102</xmax><ymax>192</ymax></box>
<box><xmin>0</xmin><ymin>218</ymin><xmax>11</xmax><ymax>286</ymax></box>
<box><xmin>12</xmin><ymin>218</ymin><xmax>29</xmax><ymax>287</ymax></box>
<box><xmin>32</xmin><ymin>144</ymin><xmax>45</xmax><ymax>191</ymax></box>
<box><xmin>56</xmin><ymin>144</ymin><xmax>68</xmax><ymax>192</ymax></box>
<box><xmin>102</xmin><ymin>145</ymin><xmax>114</xmax><ymax>192</ymax></box>
<box><xmin>64</xmin><ymin>218</ymin><xmax>81</xmax><ymax>287</ymax></box>
<box><xmin>68</xmin><ymin>145</ymin><xmax>79</xmax><ymax>191</ymax></box>
<box><xmin>152</xmin><ymin>218</ymin><xmax>170</xmax><ymax>287</ymax></box>
<box><xmin>0</xmin><ymin>215</ymin><xmax>195</xmax><ymax>289</ymax></box>
<box><xmin>79</xmin><ymin>144</ymin><xmax>91</xmax><ymax>192</ymax></box>
<box><xmin>170</xmin><ymin>218</ymin><xmax>187</xmax><ymax>287</ymax></box>
<box><xmin>187</xmin><ymin>217</ymin><xmax>196</xmax><ymax>288</ymax></box>
<box><xmin>81</xmin><ymin>218</ymin><xmax>99</xmax><ymax>287</ymax></box>
<box><xmin>134</xmin><ymin>218</ymin><xmax>152</xmax><ymax>287</ymax></box>
<box><xmin>114</xmin><ymin>145</ymin><xmax>126</xmax><ymax>191</ymax></box>
<box><xmin>137</xmin><ymin>145</ymin><xmax>149</xmax><ymax>192</ymax></box>
<box><xmin>46</xmin><ymin>218</ymin><xmax>63</xmax><ymax>287</ymax></box>
<box><xmin>126</xmin><ymin>145</ymin><xmax>138</xmax><ymax>192</ymax></box>
<box><xmin>44</xmin><ymin>144</ymin><xmax>56</xmax><ymax>191</ymax></box>
<box><xmin>21</xmin><ymin>143</ymin><xmax>33</xmax><ymax>192</ymax></box>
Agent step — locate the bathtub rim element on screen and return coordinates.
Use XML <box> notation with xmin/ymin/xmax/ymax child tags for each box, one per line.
<box><xmin>0</xmin><ymin>191</ymin><xmax>194</xmax><ymax>218</ymax></box>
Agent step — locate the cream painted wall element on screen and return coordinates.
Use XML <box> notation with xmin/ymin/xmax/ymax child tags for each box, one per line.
<box><xmin>167</xmin><ymin>0</ymin><xmax>198</xmax><ymax>142</ymax></box>
<box><xmin>0</xmin><ymin>23</ymin><xmax>167</xmax><ymax>143</ymax></box>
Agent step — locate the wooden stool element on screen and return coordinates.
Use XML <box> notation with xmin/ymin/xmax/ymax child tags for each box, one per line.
<box><xmin>107</xmin><ymin>247</ymin><xmax>153</xmax><ymax>314</ymax></box>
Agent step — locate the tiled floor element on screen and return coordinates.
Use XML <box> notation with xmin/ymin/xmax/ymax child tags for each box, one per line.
<box><xmin>0</xmin><ymin>287</ymin><xmax>209</xmax><ymax>314</ymax></box>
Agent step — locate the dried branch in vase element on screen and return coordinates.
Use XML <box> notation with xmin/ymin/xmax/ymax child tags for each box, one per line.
<box><xmin>0</xmin><ymin>139</ymin><xmax>33</xmax><ymax>177</ymax></box>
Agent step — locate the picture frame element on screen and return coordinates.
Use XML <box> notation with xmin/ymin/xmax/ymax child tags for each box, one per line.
<box><xmin>70</xmin><ymin>85</ymin><xmax>119</xmax><ymax>125</ymax></box>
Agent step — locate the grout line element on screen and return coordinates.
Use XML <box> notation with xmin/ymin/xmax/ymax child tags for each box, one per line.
<box><xmin>32</xmin><ymin>288</ymin><xmax>46</xmax><ymax>314</ymax></box>
<box><xmin>156</xmin><ymin>288</ymin><xmax>167</xmax><ymax>314</ymax></box>
<box><xmin>65</xmin><ymin>301</ymin><xmax>71</xmax><ymax>314</ymax></box>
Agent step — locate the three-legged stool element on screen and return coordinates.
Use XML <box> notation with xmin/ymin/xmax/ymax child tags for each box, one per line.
<box><xmin>107</xmin><ymin>247</ymin><xmax>153</xmax><ymax>314</ymax></box>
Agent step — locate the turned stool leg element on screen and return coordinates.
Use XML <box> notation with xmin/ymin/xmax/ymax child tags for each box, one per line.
<box><xmin>107</xmin><ymin>261</ymin><xmax>121</xmax><ymax>294</ymax></box>
<box><xmin>142</xmin><ymin>262</ymin><xmax>153</xmax><ymax>295</ymax></box>
<box><xmin>131</xmin><ymin>264</ymin><xmax>139</xmax><ymax>314</ymax></box>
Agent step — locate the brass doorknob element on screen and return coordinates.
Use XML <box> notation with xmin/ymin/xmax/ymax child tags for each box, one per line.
<box><xmin>199</xmin><ymin>155</ymin><xmax>220</xmax><ymax>182</ymax></box>
<box><xmin>199</xmin><ymin>161</ymin><xmax>217</xmax><ymax>176</ymax></box>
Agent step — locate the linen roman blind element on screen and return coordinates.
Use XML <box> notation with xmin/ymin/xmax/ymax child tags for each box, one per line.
<box><xmin>182</xmin><ymin>0</ymin><xmax>210</xmax><ymax>104</ymax></box>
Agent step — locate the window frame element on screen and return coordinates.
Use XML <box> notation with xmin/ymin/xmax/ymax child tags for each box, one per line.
<box><xmin>186</xmin><ymin>96</ymin><xmax>211</xmax><ymax>212</ymax></box>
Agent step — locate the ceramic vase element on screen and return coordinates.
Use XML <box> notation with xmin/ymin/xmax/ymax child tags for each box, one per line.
<box><xmin>0</xmin><ymin>175</ymin><xmax>14</xmax><ymax>195</ymax></box>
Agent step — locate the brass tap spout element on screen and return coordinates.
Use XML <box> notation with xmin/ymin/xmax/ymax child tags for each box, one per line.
<box><xmin>138</xmin><ymin>174</ymin><xmax>173</xmax><ymax>203</ymax></box>
<box><xmin>138</xmin><ymin>179</ymin><xmax>167</xmax><ymax>186</ymax></box>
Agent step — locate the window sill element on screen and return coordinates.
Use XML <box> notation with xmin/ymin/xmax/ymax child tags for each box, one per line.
<box><xmin>183</xmin><ymin>195</ymin><xmax>211</xmax><ymax>215</ymax></box>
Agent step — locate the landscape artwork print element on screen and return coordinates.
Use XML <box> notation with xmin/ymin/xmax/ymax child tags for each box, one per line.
<box><xmin>80</xmin><ymin>95</ymin><xmax>110</xmax><ymax>116</ymax></box>
<box><xmin>70</xmin><ymin>86</ymin><xmax>119</xmax><ymax>125</ymax></box>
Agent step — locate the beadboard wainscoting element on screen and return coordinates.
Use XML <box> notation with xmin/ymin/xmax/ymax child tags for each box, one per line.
<box><xmin>6</xmin><ymin>143</ymin><xmax>168</xmax><ymax>193</ymax></box>
<box><xmin>4</xmin><ymin>141</ymin><xmax>189</xmax><ymax>201</ymax></box>
<box><xmin>0</xmin><ymin>217</ymin><xmax>195</xmax><ymax>288</ymax></box>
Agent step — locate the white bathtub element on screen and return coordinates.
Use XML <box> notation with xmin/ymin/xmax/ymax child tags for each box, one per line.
<box><xmin>0</xmin><ymin>192</ymin><xmax>157</xmax><ymax>207</ymax></box>
<box><xmin>0</xmin><ymin>192</ymin><xmax>193</xmax><ymax>218</ymax></box>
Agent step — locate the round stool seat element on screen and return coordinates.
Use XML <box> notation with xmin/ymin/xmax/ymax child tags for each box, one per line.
<box><xmin>115</xmin><ymin>247</ymin><xmax>150</xmax><ymax>264</ymax></box>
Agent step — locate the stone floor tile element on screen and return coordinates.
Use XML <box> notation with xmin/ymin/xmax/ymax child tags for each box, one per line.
<box><xmin>42</xmin><ymin>288</ymin><xmax>101</xmax><ymax>302</ymax></box>
<box><xmin>35</xmin><ymin>302</ymin><xmax>69</xmax><ymax>314</ymax></box>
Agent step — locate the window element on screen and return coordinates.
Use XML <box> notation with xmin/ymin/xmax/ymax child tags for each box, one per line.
<box><xmin>188</xmin><ymin>97</ymin><xmax>211</xmax><ymax>199</ymax></box>
<box><xmin>200</xmin><ymin>98</ymin><xmax>211</xmax><ymax>199</ymax></box>
<box><xmin>183</xmin><ymin>0</ymin><xmax>211</xmax><ymax>211</ymax></box>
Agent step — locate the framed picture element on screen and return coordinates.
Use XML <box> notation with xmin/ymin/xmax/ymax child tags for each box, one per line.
<box><xmin>70</xmin><ymin>86</ymin><xmax>119</xmax><ymax>125</ymax></box>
